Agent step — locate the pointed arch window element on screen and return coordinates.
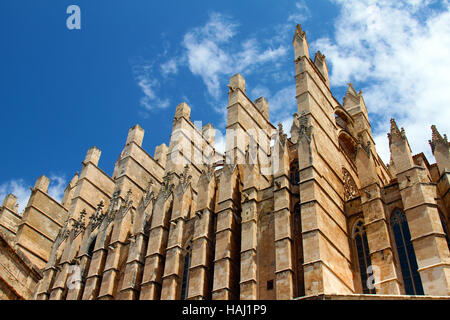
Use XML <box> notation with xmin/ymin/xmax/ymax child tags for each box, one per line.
<box><xmin>352</xmin><ymin>220</ymin><xmax>375</xmax><ymax>294</ymax></box>
<box><xmin>293</xmin><ymin>202</ymin><xmax>305</xmax><ymax>297</ymax></box>
<box><xmin>290</xmin><ymin>161</ymin><xmax>300</xmax><ymax>185</ymax></box>
<box><xmin>391</xmin><ymin>209</ymin><xmax>424</xmax><ymax>295</ymax></box>
<box><xmin>180</xmin><ymin>245</ymin><xmax>192</xmax><ymax>300</ymax></box>
<box><xmin>87</xmin><ymin>236</ymin><xmax>97</xmax><ymax>257</ymax></box>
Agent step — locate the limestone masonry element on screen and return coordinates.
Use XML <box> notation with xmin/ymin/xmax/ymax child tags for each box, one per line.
<box><xmin>0</xmin><ymin>25</ymin><xmax>449</xmax><ymax>300</ymax></box>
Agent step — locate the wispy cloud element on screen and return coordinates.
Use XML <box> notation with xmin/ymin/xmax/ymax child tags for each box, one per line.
<box><xmin>288</xmin><ymin>1</ymin><xmax>311</xmax><ymax>23</ymax></box>
<box><xmin>48</xmin><ymin>175</ymin><xmax>67</xmax><ymax>202</ymax></box>
<box><xmin>132</xmin><ymin>59</ymin><xmax>170</xmax><ymax>112</ymax></box>
<box><xmin>182</xmin><ymin>13</ymin><xmax>288</xmax><ymax>101</ymax></box>
<box><xmin>312</xmin><ymin>0</ymin><xmax>450</xmax><ymax>162</ymax></box>
<box><xmin>160</xmin><ymin>58</ymin><xmax>178</xmax><ymax>78</ymax></box>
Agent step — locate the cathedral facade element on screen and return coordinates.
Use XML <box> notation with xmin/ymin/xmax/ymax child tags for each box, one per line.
<box><xmin>0</xmin><ymin>25</ymin><xmax>449</xmax><ymax>300</ymax></box>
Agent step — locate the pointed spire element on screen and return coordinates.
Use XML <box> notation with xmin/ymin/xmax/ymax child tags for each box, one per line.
<box><xmin>429</xmin><ymin>125</ymin><xmax>449</xmax><ymax>154</ymax></box>
<box><xmin>387</xmin><ymin>118</ymin><xmax>406</xmax><ymax>145</ymax></box>
<box><xmin>293</xmin><ymin>24</ymin><xmax>309</xmax><ymax>59</ymax></box>
<box><xmin>314</xmin><ymin>51</ymin><xmax>330</xmax><ymax>87</ymax></box>
<box><xmin>347</xmin><ymin>83</ymin><xmax>357</xmax><ymax>96</ymax></box>
<box><xmin>294</xmin><ymin>24</ymin><xmax>306</xmax><ymax>40</ymax></box>
<box><xmin>343</xmin><ymin>83</ymin><xmax>365</xmax><ymax>112</ymax></box>
<box><xmin>314</xmin><ymin>50</ymin><xmax>325</xmax><ymax>62</ymax></box>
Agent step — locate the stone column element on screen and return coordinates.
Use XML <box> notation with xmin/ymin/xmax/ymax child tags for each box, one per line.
<box><xmin>82</xmin><ymin>201</ymin><xmax>118</xmax><ymax>300</ymax></box>
<box><xmin>212</xmin><ymin>165</ymin><xmax>241</xmax><ymax>300</ymax></box>
<box><xmin>97</xmin><ymin>209</ymin><xmax>133</xmax><ymax>299</ymax></box>
<box><xmin>430</xmin><ymin>126</ymin><xmax>450</xmax><ymax>214</ymax></box>
<box><xmin>82</xmin><ymin>246</ymin><xmax>108</xmax><ymax>299</ymax></box>
<box><xmin>140</xmin><ymin>175</ymin><xmax>174</xmax><ymax>300</ymax></box>
<box><xmin>355</xmin><ymin>137</ymin><xmax>402</xmax><ymax>294</ymax></box>
<box><xmin>65</xmin><ymin>254</ymin><xmax>91</xmax><ymax>300</ymax></box>
<box><xmin>187</xmin><ymin>167</ymin><xmax>216</xmax><ymax>300</ymax></box>
<box><xmin>293</xmin><ymin>25</ymin><xmax>355</xmax><ymax>295</ymax></box>
<box><xmin>273</xmin><ymin>133</ymin><xmax>295</xmax><ymax>299</ymax></box>
<box><xmin>35</xmin><ymin>267</ymin><xmax>57</xmax><ymax>300</ymax></box>
<box><xmin>118</xmin><ymin>192</ymin><xmax>155</xmax><ymax>300</ymax></box>
<box><xmin>49</xmin><ymin>228</ymin><xmax>84</xmax><ymax>300</ymax></box>
<box><xmin>240</xmin><ymin>163</ymin><xmax>259</xmax><ymax>300</ymax></box>
<box><xmin>390</xmin><ymin>119</ymin><xmax>450</xmax><ymax>296</ymax></box>
<box><xmin>161</xmin><ymin>168</ymin><xmax>193</xmax><ymax>300</ymax></box>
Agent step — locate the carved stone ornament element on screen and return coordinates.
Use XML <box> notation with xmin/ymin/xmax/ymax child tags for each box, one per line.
<box><xmin>201</xmin><ymin>164</ymin><xmax>215</xmax><ymax>182</ymax></box>
<box><xmin>179</xmin><ymin>165</ymin><xmax>192</xmax><ymax>191</ymax></box>
<box><xmin>89</xmin><ymin>200</ymin><xmax>105</xmax><ymax>231</ymax></box>
<box><xmin>298</xmin><ymin>112</ymin><xmax>312</xmax><ymax>143</ymax></box>
<box><xmin>117</xmin><ymin>189</ymin><xmax>133</xmax><ymax>220</ymax></box>
<box><xmin>387</xmin><ymin>118</ymin><xmax>406</xmax><ymax>145</ymax></box>
<box><xmin>159</xmin><ymin>172</ymin><xmax>175</xmax><ymax>200</ymax></box>
<box><xmin>278</xmin><ymin>123</ymin><xmax>287</xmax><ymax>146</ymax></box>
<box><xmin>357</xmin><ymin>134</ymin><xmax>372</xmax><ymax>158</ymax></box>
<box><xmin>54</xmin><ymin>218</ymin><xmax>70</xmax><ymax>249</ymax></box>
<box><xmin>343</xmin><ymin>168</ymin><xmax>359</xmax><ymax>201</ymax></box>
<box><xmin>106</xmin><ymin>190</ymin><xmax>121</xmax><ymax>222</ymax></box>
<box><xmin>429</xmin><ymin>125</ymin><xmax>449</xmax><ymax>155</ymax></box>
<box><xmin>72</xmin><ymin>209</ymin><xmax>87</xmax><ymax>238</ymax></box>
<box><xmin>143</xmin><ymin>179</ymin><xmax>155</xmax><ymax>208</ymax></box>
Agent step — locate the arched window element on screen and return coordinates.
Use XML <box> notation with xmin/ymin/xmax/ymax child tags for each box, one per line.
<box><xmin>87</xmin><ymin>236</ymin><xmax>97</xmax><ymax>257</ymax></box>
<box><xmin>352</xmin><ymin>220</ymin><xmax>375</xmax><ymax>294</ymax></box>
<box><xmin>180</xmin><ymin>246</ymin><xmax>192</xmax><ymax>300</ymax></box>
<box><xmin>391</xmin><ymin>209</ymin><xmax>424</xmax><ymax>295</ymax></box>
<box><xmin>438</xmin><ymin>211</ymin><xmax>450</xmax><ymax>250</ymax></box>
<box><xmin>290</xmin><ymin>161</ymin><xmax>300</xmax><ymax>185</ymax></box>
<box><xmin>293</xmin><ymin>202</ymin><xmax>305</xmax><ymax>297</ymax></box>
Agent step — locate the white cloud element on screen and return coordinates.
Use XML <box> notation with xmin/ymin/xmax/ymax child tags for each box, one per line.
<box><xmin>214</xmin><ymin>131</ymin><xmax>227</xmax><ymax>155</ymax></box>
<box><xmin>0</xmin><ymin>179</ymin><xmax>31</xmax><ymax>213</ymax></box>
<box><xmin>160</xmin><ymin>59</ymin><xmax>178</xmax><ymax>77</ymax></box>
<box><xmin>313</xmin><ymin>0</ymin><xmax>450</xmax><ymax>163</ymax></box>
<box><xmin>288</xmin><ymin>1</ymin><xmax>311</xmax><ymax>23</ymax></box>
<box><xmin>48</xmin><ymin>175</ymin><xmax>67</xmax><ymax>202</ymax></box>
<box><xmin>132</xmin><ymin>60</ymin><xmax>170</xmax><ymax>111</ymax></box>
<box><xmin>182</xmin><ymin>13</ymin><xmax>288</xmax><ymax>100</ymax></box>
<box><xmin>250</xmin><ymin>86</ymin><xmax>271</xmax><ymax>100</ymax></box>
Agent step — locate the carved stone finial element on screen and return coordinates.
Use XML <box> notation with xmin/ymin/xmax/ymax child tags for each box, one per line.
<box><xmin>159</xmin><ymin>172</ymin><xmax>175</xmax><ymax>200</ymax></box>
<box><xmin>89</xmin><ymin>201</ymin><xmax>105</xmax><ymax>230</ymax></box>
<box><xmin>124</xmin><ymin>189</ymin><xmax>132</xmax><ymax>204</ymax></box>
<box><xmin>72</xmin><ymin>209</ymin><xmax>87</xmax><ymax>237</ymax></box>
<box><xmin>201</xmin><ymin>164</ymin><xmax>215</xmax><ymax>182</ymax></box>
<box><xmin>145</xmin><ymin>179</ymin><xmax>153</xmax><ymax>195</ymax></box>
<box><xmin>275</xmin><ymin>181</ymin><xmax>281</xmax><ymax>190</ymax></box>
<box><xmin>117</xmin><ymin>189</ymin><xmax>134</xmax><ymax>220</ymax></box>
<box><xmin>277</xmin><ymin>122</ymin><xmax>287</xmax><ymax>146</ymax></box>
<box><xmin>143</xmin><ymin>179</ymin><xmax>155</xmax><ymax>207</ymax></box>
<box><xmin>179</xmin><ymin>164</ymin><xmax>192</xmax><ymax>190</ymax></box>
<box><xmin>387</xmin><ymin>118</ymin><xmax>406</xmax><ymax>145</ymax></box>
<box><xmin>315</xmin><ymin>50</ymin><xmax>325</xmax><ymax>61</ymax></box>
<box><xmin>295</xmin><ymin>24</ymin><xmax>306</xmax><ymax>38</ymax></box>
<box><xmin>357</xmin><ymin>133</ymin><xmax>372</xmax><ymax>158</ymax></box>
<box><xmin>429</xmin><ymin>125</ymin><xmax>449</xmax><ymax>154</ymax></box>
<box><xmin>298</xmin><ymin>112</ymin><xmax>312</xmax><ymax>142</ymax></box>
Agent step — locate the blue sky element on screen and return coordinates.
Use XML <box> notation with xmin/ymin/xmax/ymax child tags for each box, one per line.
<box><xmin>1</xmin><ymin>0</ymin><xmax>449</xmax><ymax>211</ymax></box>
